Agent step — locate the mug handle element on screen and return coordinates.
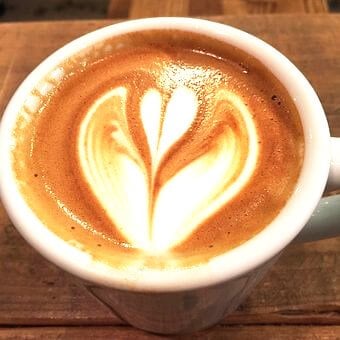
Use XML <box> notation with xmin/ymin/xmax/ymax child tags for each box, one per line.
<box><xmin>294</xmin><ymin>137</ymin><xmax>340</xmax><ymax>242</ymax></box>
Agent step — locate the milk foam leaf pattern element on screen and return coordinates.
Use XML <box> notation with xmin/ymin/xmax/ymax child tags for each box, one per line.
<box><xmin>78</xmin><ymin>87</ymin><xmax>150</xmax><ymax>250</ymax></box>
<box><xmin>151</xmin><ymin>89</ymin><xmax>259</xmax><ymax>251</ymax></box>
<box><xmin>77</xmin><ymin>86</ymin><xmax>258</xmax><ymax>253</ymax></box>
<box><xmin>141</xmin><ymin>86</ymin><xmax>198</xmax><ymax>173</ymax></box>
<box><xmin>140</xmin><ymin>89</ymin><xmax>162</xmax><ymax>171</ymax></box>
<box><xmin>156</xmin><ymin>87</ymin><xmax>198</xmax><ymax>171</ymax></box>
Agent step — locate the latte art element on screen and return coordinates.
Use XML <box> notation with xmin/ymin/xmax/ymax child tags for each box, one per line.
<box><xmin>12</xmin><ymin>30</ymin><xmax>304</xmax><ymax>269</ymax></box>
<box><xmin>78</xmin><ymin>83</ymin><xmax>258</xmax><ymax>252</ymax></box>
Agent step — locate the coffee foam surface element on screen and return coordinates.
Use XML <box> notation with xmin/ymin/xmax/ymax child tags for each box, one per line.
<box><xmin>11</xmin><ymin>30</ymin><xmax>304</xmax><ymax>269</ymax></box>
<box><xmin>78</xmin><ymin>83</ymin><xmax>258</xmax><ymax>253</ymax></box>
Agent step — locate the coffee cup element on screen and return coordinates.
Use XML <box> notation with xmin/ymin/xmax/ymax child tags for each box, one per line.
<box><xmin>0</xmin><ymin>18</ymin><xmax>339</xmax><ymax>334</ymax></box>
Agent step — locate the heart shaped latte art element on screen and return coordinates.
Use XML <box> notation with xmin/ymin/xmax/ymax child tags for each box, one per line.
<box><xmin>77</xmin><ymin>85</ymin><xmax>259</xmax><ymax>253</ymax></box>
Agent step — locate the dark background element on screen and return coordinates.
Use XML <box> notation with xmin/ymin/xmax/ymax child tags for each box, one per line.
<box><xmin>0</xmin><ymin>0</ymin><xmax>339</xmax><ymax>22</ymax></box>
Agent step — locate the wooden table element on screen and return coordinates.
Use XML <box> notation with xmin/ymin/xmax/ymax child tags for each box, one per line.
<box><xmin>0</xmin><ymin>15</ymin><xmax>340</xmax><ymax>339</ymax></box>
<box><xmin>107</xmin><ymin>0</ymin><xmax>331</xmax><ymax>18</ymax></box>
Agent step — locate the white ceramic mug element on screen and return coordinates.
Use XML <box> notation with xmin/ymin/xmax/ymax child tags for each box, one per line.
<box><xmin>1</xmin><ymin>18</ymin><xmax>340</xmax><ymax>334</ymax></box>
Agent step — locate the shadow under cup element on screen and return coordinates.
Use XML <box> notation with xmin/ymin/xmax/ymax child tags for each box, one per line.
<box><xmin>0</xmin><ymin>18</ymin><xmax>332</xmax><ymax>334</ymax></box>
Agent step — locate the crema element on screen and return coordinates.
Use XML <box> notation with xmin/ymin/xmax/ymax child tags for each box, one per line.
<box><xmin>12</xmin><ymin>29</ymin><xmax>304</xmax><ymax>269</ymax></box>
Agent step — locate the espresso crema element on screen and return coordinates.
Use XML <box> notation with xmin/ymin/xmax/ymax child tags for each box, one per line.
<box><xmin>12</xmin><ymin>30</ymin><xmax>304</xmax><ymax>269</ymax></box>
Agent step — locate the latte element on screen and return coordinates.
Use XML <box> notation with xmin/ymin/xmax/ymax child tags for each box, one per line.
<box><xmin>11</xmin><ymin>29</ymin><xmax>304</xmax><ymax>269</ymax></box>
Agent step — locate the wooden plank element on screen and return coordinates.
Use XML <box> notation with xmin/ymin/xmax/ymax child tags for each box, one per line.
<box><xmin>222</xmin><ymin>0</ymin><xmax>329</xmax><ymax>15</ymax></box>
<box><xmin>1</xmin><ymin>226</ymin><xmax>339</xmax><ymax>325</ymax></box>
<box><xmin>0</xmin><ymin>15</ymin><xmax>339</xmax><ymax>328</ymax></box>
<box><xmin>276</xmin><ymin>0</ymin><xmax>329</xmax><ymax>13</ymax></box>
<box><xmin>0</xmin><ymin>224</ymin><xmax>121</xmax><ymax>325</ymax></box>
<box><xmin>0</xmin><ymin>325</ymin><xmax>340</xmax><ymax>339</ymax></box>
<box><xmin>106</xmin><ymin>0</ymin><xmax>329</xmax><ymax>18</ymax></box>
<box><xmin>189</xmin><ymin>0</ymin><xmax>224</xmax><ymax>16</ymax></box>
<box><xmin>221</xmin><ymin>0</ymin><xmax>273</xmax><ymax>15</ymax></box>
<box><xmin>107</xmin><ymin>0</ymin><xmax>132</xmax><ymax>19</ymax></box>
<box><xmin>129</xmin><ymin>0</ymin><xmax>190</xmax><ymax>18</ymax></box>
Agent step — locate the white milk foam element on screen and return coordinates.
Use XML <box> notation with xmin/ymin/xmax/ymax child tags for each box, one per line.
<box><xmin>77</xmin><ymin>85</ymin><xmax>259</xmax><ymax>253</ymax></box>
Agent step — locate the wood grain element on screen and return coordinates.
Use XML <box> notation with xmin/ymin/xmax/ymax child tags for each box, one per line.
<box><xmin>107</xmin><ymin>0</ymin><xmax>132</xmax><ymax>19</ymax></box>
<box><xmin>1</xmin><ymin>325</ymin><xmax>340</xmax><ymax>339</ymax></box>
<box><xmin>222</xmin><ymin>0</ymin><xmax>329</xmax><ymax>15</ymax></box>
<box><xmin>1</xmin><ymin>224</ymin><xmax>339</xmax><ymax>326</ymax></box>
<box><xmin>107</xmin><ymin>0</ymin><xmax>330</xmax><ymax>18</ymax></box>
<box><xmin>129</xmin><ymin>0</ymin><xmax>190</xmax><ymax>18</ymax></box>
<box><xmin>0</xmin><ymin>14</ymin><xmax>340</xmax><ymax>338</ymax></box>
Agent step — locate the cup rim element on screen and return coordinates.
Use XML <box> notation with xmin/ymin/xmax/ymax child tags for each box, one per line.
<box><xmin>0</xmin><ymin>17</ymin><xmax>330</xmax><ymax>292</ymax></box>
